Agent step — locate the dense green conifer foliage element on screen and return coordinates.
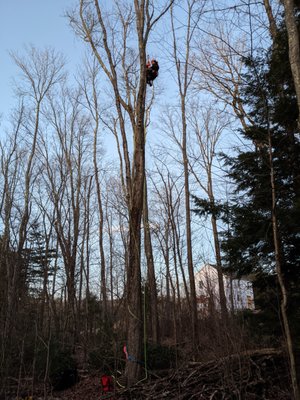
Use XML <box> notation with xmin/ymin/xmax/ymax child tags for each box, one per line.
<box><xmin>193</xmin><ymin>15</ymin><xmax>300</xmax><ymax>339</ymax></box>
<box><xmin>224</xmin><ymin>28</ymin><xmax>300</xmax><ymax>274</ymax></box>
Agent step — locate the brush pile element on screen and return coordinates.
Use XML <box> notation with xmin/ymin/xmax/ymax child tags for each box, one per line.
<box><xmin>116</xmin><ymin>348</ymin><xmax>292</xmax><ymax>399</ymax></box>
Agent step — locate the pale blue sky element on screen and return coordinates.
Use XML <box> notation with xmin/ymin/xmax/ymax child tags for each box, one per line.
<box><xmin>0</xmin><ymin>0</ymin><xmax>83</xmax><ymax>119</ymax></box>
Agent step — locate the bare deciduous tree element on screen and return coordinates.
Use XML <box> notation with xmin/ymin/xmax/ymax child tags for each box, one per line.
<box><xmin>70</xmin><ymin>0</ymin><xmax>174</xmax><ymax>383</ymax></box>
<box><xmin>42</xmin><ymin>83</ymin><xmax>90</xmax><ymax>344</ymax></box>
<box><xmin>282</xmin><ymin>0</ymin><xmax>300</xmax><ymax>128</ymax></box>
<box><xmin>79</xmin><ymin>58</ymin><xmax>108</xmax><ymax>320</ymax></box>
<box><xmin>189</xmin><ymin>105</ymin><xmax>229</xmax><ymax>321</ymax></box>
<box><xmin>169</xmin><ymin>0</ymin><xmax>203</xmax><ymax>349</ymax></box>
<box><xmin>143</xmin><ymin>177</ymin><xmax>159</xmax><ymax>343</ymax></box>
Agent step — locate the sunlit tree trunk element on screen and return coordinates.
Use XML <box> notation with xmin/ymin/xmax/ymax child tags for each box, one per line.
<box><xmin>263</xmin><ymin>0</ymin><xmax>278</xmax><ymax>40</ymax></box>
<box><xmin>282</xmin><ymin>0</ymin><xmax>300</xmax><ymax>127</ymax></box>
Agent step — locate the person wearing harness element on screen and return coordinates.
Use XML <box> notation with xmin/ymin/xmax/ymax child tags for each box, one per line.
<box><xmin>146</xmin><ymin>59</ymin><xmax>159</xmax><ymax>86</ymax></box>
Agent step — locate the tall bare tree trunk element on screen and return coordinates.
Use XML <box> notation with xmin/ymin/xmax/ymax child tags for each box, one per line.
<box><xmin>263</xmin><ymin>0</ymin><xmax>278</xmax><ymax>40</ymax></box>
<box><xmin>207</xmin><ymin>173</ymin><xmax>228</xmax><ymax>321</ymax></box>
<box><xmin>74</xmin><ymin>0</ymin><xmax>174</xmax><ymax>384</ymax></box>
<box><xmin>125</xmin><ymin>2</ymin><xmax>148</xmax><ymax>381</ymax></box>
<box><xmin>189</xmin><ymin>106</ymin><xmax>229</xmax><ymax>320</ymax></box>
<box><xmin>181</xmin><ymin>102</ymin><xmax>198</xmax><ymax>348</ymax></box>
<box><xmin>267</xmin><ymin>126</ymin><xmax>300</xmax><ymax>400</ymax></box>
<box><xmin>210</xmin><ymin>213</ymin><xmax>228</xmax><ymax>321</ymax></box>
<box><xmin>282</xmin><ymin>0</ymin><xmax>300</xmax><ymax>127</ymax></box>
<box><xmin>143</xmin><ymin>179</ymin><xmax>159</xmax><ymax>343</ymax></box>
<box><xmin>91</xmin><ymin>88</ymin><xmax>108</xmax><ymax>319</ymax></box>
<box><xmin>1</xmin><ymin>129</ymin><xmax>19</xmax><ymax>361</ymax></box>
<box><xmin>170</xmin><ymin>1</ymin><xmax>200</xmax><ymax>348</ymax></box>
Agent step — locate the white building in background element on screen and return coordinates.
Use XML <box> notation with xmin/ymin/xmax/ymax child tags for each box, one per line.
<box><xmin>194</xmin><ymin>264</ymin><xmax>255</xmax><ymax>313</ymax></box>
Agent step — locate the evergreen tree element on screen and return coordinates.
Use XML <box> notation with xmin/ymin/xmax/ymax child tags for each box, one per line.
<box><xmin>219</xmin><ymin>18</ymin><xmax>300</xmax><ymax>336</ymax></box>
<box><xmin>22</xmin><ymin>222</ymin><xmax>58</xmax><ymax>297</ymax></box>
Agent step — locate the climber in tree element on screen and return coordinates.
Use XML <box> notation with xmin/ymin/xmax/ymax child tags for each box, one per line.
<box><xmin>146</xmin><ymin>59</ymin><xmax>159</xmax><ymax>87</ymax></box>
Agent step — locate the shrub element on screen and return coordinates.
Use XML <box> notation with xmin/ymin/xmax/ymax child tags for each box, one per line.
<box><xmin>146</xmin><ymin>343</ymin><xmax>176</xmax><ymax>370</ymax></box>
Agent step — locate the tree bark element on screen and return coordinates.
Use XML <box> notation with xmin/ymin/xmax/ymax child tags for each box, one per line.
<box><xmin>267</xmin><ymin>127</ymin><xmax>300</xmax><ymax>400</ymax></box>
<box><xmin>263</xmin><ymin>0</ymin><xmax>278</xmax><ymax>40</ymax></box>
<box><xmin>207</xmin><ymin>172</ymin><xmax>228</xmax><ymax>321</ymax></box>
<box><xmin>143</xmin><ymin>178</ymin><xmax>159</xmax><ymax>344</ymax></box>
<box><xmin>282</xmin><ymin>0</ymin><xmax>300</xmax><ymax>127</ymax></box>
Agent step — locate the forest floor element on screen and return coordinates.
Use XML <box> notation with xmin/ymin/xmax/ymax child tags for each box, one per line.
<box><xmin>49</xmin><ymin>348</ymin><xmax>293</xmax><ymax>400</ymax></box>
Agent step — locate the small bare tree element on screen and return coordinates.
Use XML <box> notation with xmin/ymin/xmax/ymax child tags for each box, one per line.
<box><xmin>151</xmin><ymin>166</ymin><xmax>189</xmax><ymax>342</ymax></box>
<box><xmin>189</xmin><ymin>105</ymin><xmax>229</xmax><ymax>321</ymax></box>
